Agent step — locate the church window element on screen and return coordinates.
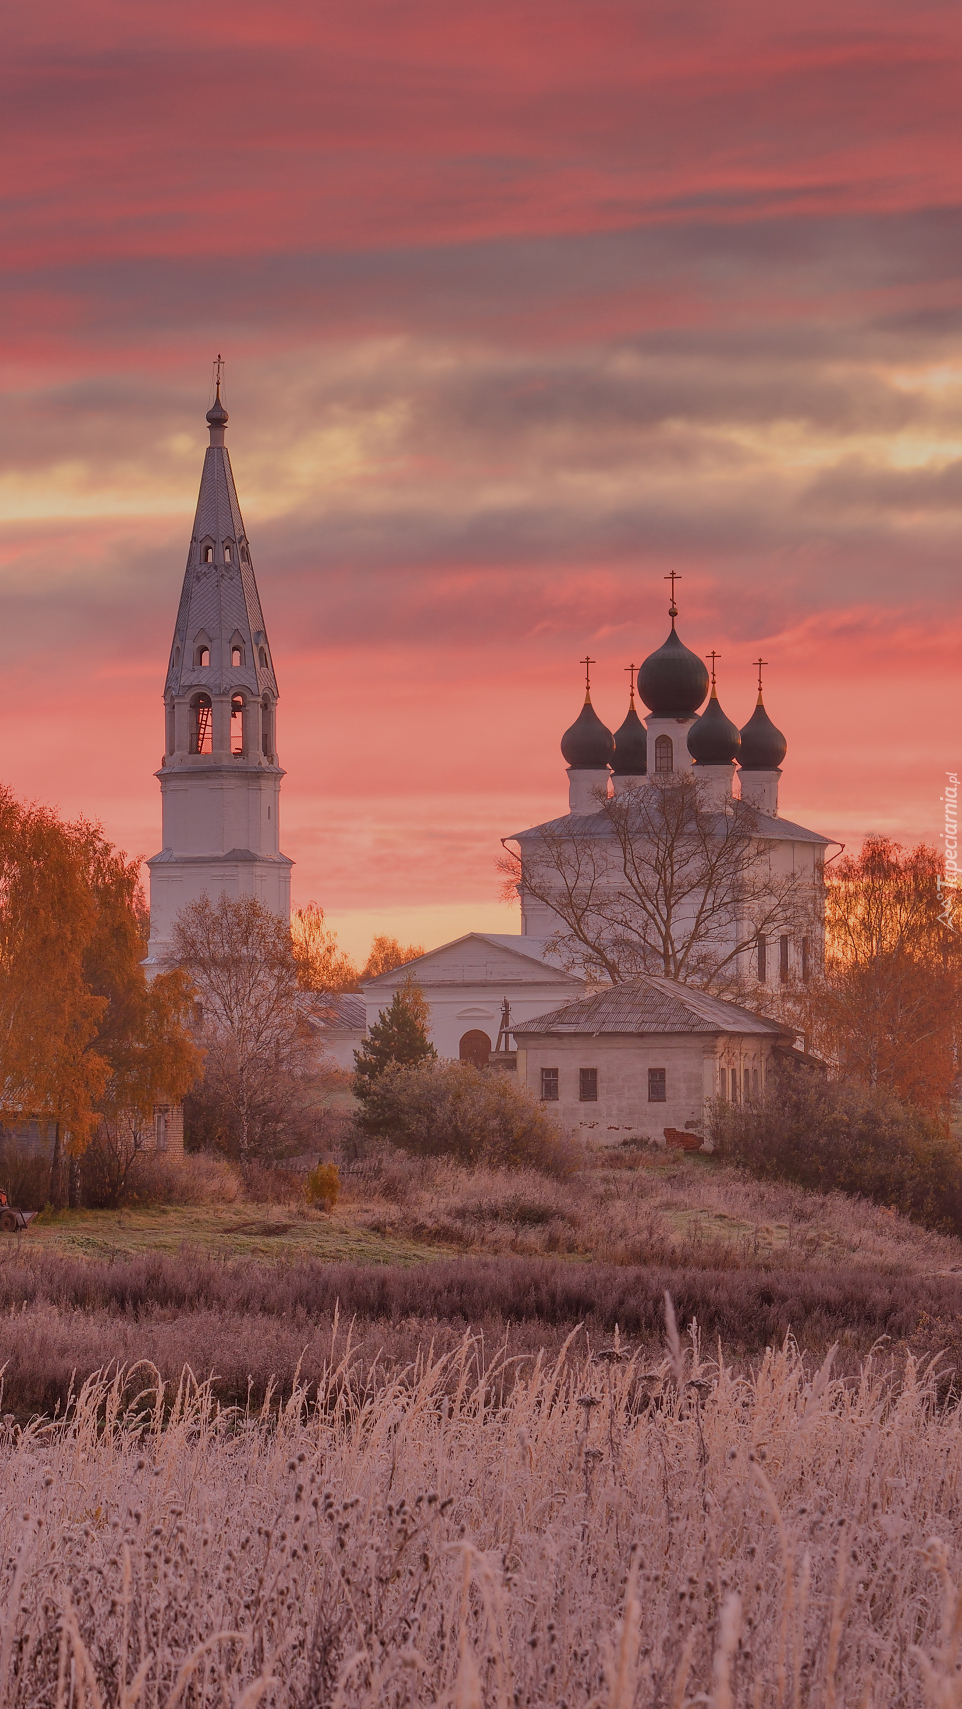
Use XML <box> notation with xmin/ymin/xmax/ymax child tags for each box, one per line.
<box><xmin>224</xmin><ymin>544</ymin><xmax>232</xmax><ymax>562</ymax></box>
<box><xmin>648</xmin><ymin>1067</ymin><xmax>666</xmax><ymax>1102</ymax></box>
<box><xmin>155</xmin><ymin>1108</ymin><xmax>168</xmax><ymax>1152</ymax></box>
<box><xmin>232</xmin><ymin>645</ymin><xmax>243</xmax><ymax>667</ymax></box>
<box><xmin>718</xmin><ymin>1065</ymin><xmax>727</xmax><ymax>1100</ymax></box>
<box><xmin>195</xmin><ymin>643</ymin><xmax>210</xmax><ymax>667</ymax></box>
<box><xmin>756</xmin><ymin>933</ymin><xmax>767</xmax><ymax>982</ymax></box>
<box><xmin>259</xmin><ymin>647</ymin><xmax>268</xmax><ymax>669</ymax></box>
<box><xmin>730</xmin><ymin>1068</ymin><xmax>739</xmax><ymax>1103</ymax></box>
<box><xmin>204</xmin><ymin>546</ymin><xmax>213</xmax><ymax>562</ymax></box>
<box><xmin>801</xmin><ymin>937</ymin><xmax>811</xmax><ymax>982</ymax></box>
<box><xmin>752</xmin><ymin>1067</ymin><xmax>759</xmax><ymax>1097</ymax></box>
<box><xmin>779</xmin><ymin>935</ymin><xmax>790</xmax><ymax>983</ymax></box>
<box><xmin>173</xmin><ymin>646</ymin><xmax>181</xmax><ymax>669</ymax></box>
<box><xmin>190</xmin><ymin>693</ymin><xmax>213</xmax><ymax>754</ymax></box>
<box><xmin>743</xmin><ymin>1067</ymin><xmax>751</xmax><ymax>1101</ymax></box>
<box><xmin>165</xmin><ymin>701</ymin><xmax>175</xmax><ymax>755</ymax></box>
<box><xmin>654</xmin><ymin>735</ymin><xmax>673</xmax><ymax>773</ymax></box>
<box><xmin>230</xmin><ymin>694</ymin><xmax>245</xmax><ymax>755</ymax></box>
<box><xmin>579</xmin><ymin>1067</ymin><xmax>598</xmax><ymax>1102</ymax></box>
<box><xmin>541</xmin><ymin>1067</ymin><xmax>559</xmax><ymax>1101</ymax></box>
<box><xmin>261</xmin><ymin>697</ymin><xmax>274</xmax><ymax>760</ymax></box>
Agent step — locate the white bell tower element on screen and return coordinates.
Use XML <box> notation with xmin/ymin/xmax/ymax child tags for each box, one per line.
<box><xmin>145</xmin><ymin>373</ymin><xmax>293</xmax><ymax>969</ymax></box>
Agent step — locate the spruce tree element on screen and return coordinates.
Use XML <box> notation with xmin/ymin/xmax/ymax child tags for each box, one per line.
<box><xmin>353</xmin><ymin>982</ymin><xmax>436</xmax><ymax>1132</ymax></box>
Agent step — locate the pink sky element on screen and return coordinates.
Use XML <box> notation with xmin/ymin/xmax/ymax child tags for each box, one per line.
<box><xmin>2</xmin><ymin>0</ymin><xmax>962</xmax><ymax>958</ymax></box>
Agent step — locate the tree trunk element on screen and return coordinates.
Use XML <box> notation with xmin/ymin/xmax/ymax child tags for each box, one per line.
<box><xmin>48</xmin><ymin>1122</ymin><xmax>63</xmax><ymax>1209</ymax></box>
<box><xmin>68</xmin><ymin>1154</ymin><xmax>81</xmax><ymax>1209</ymax></box>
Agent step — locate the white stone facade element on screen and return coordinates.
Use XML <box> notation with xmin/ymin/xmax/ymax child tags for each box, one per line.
<box><xmin>146</xmin><ymin>389</ymin><xmax>292</xmax><ymax>969</ymax></box>
<box><xmin>361</xmin><ymin>935</ymin><xmax>588</xmax><ymax>1062</ymax></box>
<box><xmin>517</xmin><ymin>1032</ymin><xmax>777</xmax><ymax>1147</ymax></box>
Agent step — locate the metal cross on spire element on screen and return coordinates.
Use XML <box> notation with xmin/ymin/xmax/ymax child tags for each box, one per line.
<box><xmin>664</xmin><ymin>570</ymin><xmax>681</xmax><ymax>622</ymax></box>
<box><xmin>580</xmin><ymin>655</ymin><xmax>596</xmax><ymax>700</ymax></box>
<box><xmin>624</xmin><ymin>661</ymin><xmax>637</xmax><ymax>705</ymax></box>
<box><xmin>706</xmin><ymin>649</ymin><xmax>721</xmax><ymax>690</ymax></box>
<box><xmin>213</xmin><ymin>353</ymin><xmax>225</xmax><ymax>398</ymax></box>
<box><xmin>753</xmin><ymin>656</ymin><xmax>768</xmax><ymax>695</ymax></box>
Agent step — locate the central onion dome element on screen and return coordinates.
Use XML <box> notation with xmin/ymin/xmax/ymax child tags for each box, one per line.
<box><xmin>561</xmin><ymin>693</ymin><xmax>615</xmax><ymax>770</ymax></box>
<box><xmin>612</xmin><ymin>695</ymin><xmax>648</xmax><ymax>775</ymax></box>
<box><xmin>739</xmin><ymin>693</ymin><xmax>787</xmax><ymax>770</ymax></box>
<box><xmin>637</xmin><ymin>623</ymin><xmax>709</xmax><ymax>717</ymax></box>
<box><xmin>687</xmin><ymin>687</ymin><xmax>741</xmax><ymax>765</ymax></box>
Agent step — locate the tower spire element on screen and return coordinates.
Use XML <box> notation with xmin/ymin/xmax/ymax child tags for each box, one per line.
<box><xmin>146</xmin><ymin>382</ymin><xmax>292</xmax><ymax>971</ymax></box>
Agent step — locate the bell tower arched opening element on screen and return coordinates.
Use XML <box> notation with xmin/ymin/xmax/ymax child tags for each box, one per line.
<box><xmin>230</xmin><ymin>694</ymin><xmax>246</xmax><ymax>755</ymax></box>
<box><xmin>190</xmin><ymin>693</ymin><xmax>213</xmax><ymax>755</ymax></box>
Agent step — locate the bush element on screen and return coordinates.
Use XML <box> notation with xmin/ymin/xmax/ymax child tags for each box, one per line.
<box><xmin>360</xmin><ymin>1060</ymin><xmax>576</xmax><ymax>1176</ymax></box>
<box><xmin>305</xmin><ymin>1162</ymin><xmax>340</xmax><ymax>1211</ymax></box>
<box><xmin>711</xmin><ymin>1065</ymin><xmax>962</xmax><ymax>1234</ymax></box>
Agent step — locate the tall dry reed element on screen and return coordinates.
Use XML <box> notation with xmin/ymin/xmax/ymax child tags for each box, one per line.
<box><xmin>1</xmin><ymin>1319</ymin><xmax>962</xmax><ymax>1703</ymax></box>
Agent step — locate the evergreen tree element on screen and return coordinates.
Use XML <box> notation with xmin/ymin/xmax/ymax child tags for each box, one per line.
<box><xmin>354</xmin><ymin>982</ymin><xmax>436</xmax><ymax>1133</ymax></box>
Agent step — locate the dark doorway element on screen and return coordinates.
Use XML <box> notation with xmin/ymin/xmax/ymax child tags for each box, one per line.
<box><xmin>459</xmin><ymin>1030</ymin><xmax>491</xmax><ymax>1069</ymax></box>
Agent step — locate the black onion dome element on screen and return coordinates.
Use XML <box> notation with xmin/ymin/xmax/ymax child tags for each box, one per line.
<box><xmin>687</xmin><ymin>690</ymin><xmax>741</xmax><ymax>765</ymax></box>
<box><xmin>561</xmin><ymin>696</ymin><xmax>615</xmax><ymax>770</ymax></box>
<box><xmin>612</xmin><ymin>703</ymin><xmax>648</xmax><ymax>775</ymax></box>
<box><xmin>637</xmin><ymin>628</ymin><xmax>709</xmax><ymax>716</ymax></box>
<box><xmin>206</xmin><ymin>392</ymin><xmax>229</xmax><ymax>428</ymax></box>
<box><xmin>739</xmin><ymin>696</ymin><xmax>787</xmax><ymax>770</ymax></box>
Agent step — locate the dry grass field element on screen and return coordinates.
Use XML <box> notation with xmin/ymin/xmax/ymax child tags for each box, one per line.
<box><xmin>3</xmin><ymin>1319</ymin><xmax>962</xmax><ymax>1705</ymax></box>
<box><xmin>1</xmin><ymin>1154</ymin><xmax>960</xmax><ymax>1702</ymax></box>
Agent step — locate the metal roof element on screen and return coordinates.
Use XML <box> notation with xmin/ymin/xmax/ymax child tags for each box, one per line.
<box><xmin>361</xmin><ymin>933</ymin><xmax>584</xmax><ymax>988</ymax></box>
<box><xmin>298</xmin><ymin>992</ymin><xmax>366</xmax><ymax>1033</ymax></box>
<box><xmin>513</xmin><ymin>974</ymin><xmax>786</xmax><ymax>1038</ymax></box>
<box><xmin>508</xmin><ymin>805</ymin><xmax>830</xmax><ymax>847</ymax></box>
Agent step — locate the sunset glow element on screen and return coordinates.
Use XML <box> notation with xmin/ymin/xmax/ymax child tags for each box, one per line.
<box><xmin>3</xmin><ymin>0</ymin><xmax>962</xmax><ymax>958</ymax></box>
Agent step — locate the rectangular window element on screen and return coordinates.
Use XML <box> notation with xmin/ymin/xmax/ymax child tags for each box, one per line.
<box><xmin>648</xmin><ymin>1067</ymin><xmax>666</xmax><ymax>1103</ymax></box>
<box><xmin>756</xmin><ymin>932</ymin><xmax>767</xmax><ymax>982</ymax></box>
<box><xmin>718</xmin><ymin>1065</ymin><xmax>728</xmax><ymax>1100</ymax></box>
<box><xmin>743</xmin><ymin>1067</ymin><xmax>751</xmax><ymax>1102</ymax></box>
<box><xmin>801</xmin><ymin>937</ymin><xmax>811</xmax><ymax>983</ymax></box>
<box><xmin>579</xmin><ymin>1067</ymin><xmax>598</xmax><ymax>1102</ymax></box>
<box><xmin>155</xmin><ymin>1108</ymin><xmax>168</xmax><ymax>1152</ymax></box>
<box><xmin>779</xmin><ymin>935</ymin><xmax>790</xmax><ymax>983</ymax></box>
<box><xmin>730</xmin><ymin>1067</ymin><xmax>739</xmax><ymax>1104</ymax></box>
<box><xmin>541</xmin><ymin>1067</ymin><xmax>559</xmax><ymax>1101</ymax></box>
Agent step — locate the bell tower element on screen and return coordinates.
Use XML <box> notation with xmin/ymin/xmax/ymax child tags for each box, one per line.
<box><xmin>145</xmin><ymin>375</ymin><xmax>293</xmax><ymax>969</ymax></box>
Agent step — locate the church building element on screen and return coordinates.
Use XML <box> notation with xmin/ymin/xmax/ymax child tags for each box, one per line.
<box><xmin>145</xmin><ymin>381</ymin><xmax>292</xmax><ymax>972</ymax></box>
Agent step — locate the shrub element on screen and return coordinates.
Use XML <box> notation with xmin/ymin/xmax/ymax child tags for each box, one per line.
<box><xmin>711</xmin><ymin>1064</ymin><xmax>962</xmax><ymax>1234</ymax></box>
<box><xmin>359</xmin><ymin>1059</ymin><xmax>576</xmax><ymax>1176</ymax></box>
<box><xmin>305</xmin><ymin>1161</ymin><xmax>340</xmax><ymax>1211</ymax></box>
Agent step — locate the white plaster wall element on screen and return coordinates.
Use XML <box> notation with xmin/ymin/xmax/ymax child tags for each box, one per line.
<box><xmin>518</xmin><ymin>1032</ymin><xmax>775</xmax><ymax>1147</ymax></box>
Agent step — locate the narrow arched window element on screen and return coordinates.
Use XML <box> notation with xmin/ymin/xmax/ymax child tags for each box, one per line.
<box><xmin>655</xmin><ymin>734</ymin><xmax>673</xmax><ymax>773</ymax></box>
<box><xmin>231</xmin><ymin>645</ymin><xmax>242</xmax><ymax>667</ymax></box>
<box><xmin>259</xmin><ymin>646</ymin><xmax>268</xmax><ymax>669</ymax></box>
<box><xmin>204</xmin><ymin>546</ymin><xmax>213</xmax><ymax>563</ymax></box>
<box><xmin>230</xmin><ymin>694</ymin><xmax>245</xmax><ymax>756</ymax></box>
<box><xmin>261</xmin><ymin>696</ymin><xmax>274</xmax><ymax>761</ymax></box>
<box><xmin>224</xmin><ymin>544</ymin><xmax>232</xmax><ymax>562</ymax></box>
<box><xmin>190</xmin><ymin>693</ymin><xmax>213</xmax><ymax>755</ymax></box>
<box><xmin>195</xmin><ymin>644</ymin><xmax>210</xmax><ymax>668</ymax></box>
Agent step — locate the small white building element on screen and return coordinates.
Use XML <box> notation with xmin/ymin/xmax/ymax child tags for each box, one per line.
<box><xmin>360</xmin><ymin>934</ymin><xmax>588</xmax><ymax>1064</ymax></box>
<box><xmin>512</xmin><ymin>976</ymin><xmax>790</xmax><ymax>1148</ymax></box>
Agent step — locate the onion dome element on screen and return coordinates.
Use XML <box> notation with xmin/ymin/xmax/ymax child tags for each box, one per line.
<box><xmin>739</xmin><ymin>692</ymin><xmax>787</xmax><ymax>770</ymax></box>
<box><xmin>612</xmin><ymin>700</ymin><xmax>647</xmax><ymax>775</ymax></box>
<box><xmin>561</xmin><ymin>693</ymin><xmax>615</xmax><ymax>770</ymax></box>
<box><xmin>206</xmin><ymin>389</ymin><xmax>228</xmax><ymax>429</ymax></box>
<box><xmin>637</xmin><ymin>625</ymin><xmax>709</xmax><ymax>716</ymax></box>
<box><xmin>687</xmin><ymin>687</ymin><xmax>741</xmax><ymax>765</ymax></box>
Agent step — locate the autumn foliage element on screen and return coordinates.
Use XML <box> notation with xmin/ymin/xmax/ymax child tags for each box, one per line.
<box><xmin>0</xmin><ymin>788</ymin><xmax>198</xmax><ymax>1179</ymax></box>
<box><xmin>812</xmin><ymin>838</ymin><xmax>962</xmax><ymax>1115</ymax></box>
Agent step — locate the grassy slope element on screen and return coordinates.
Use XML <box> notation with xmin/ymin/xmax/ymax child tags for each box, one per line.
<box><xmin>12</xmin><ymin>1149</ymin><xmax>962</xmax><ymax>1274</ymax></box>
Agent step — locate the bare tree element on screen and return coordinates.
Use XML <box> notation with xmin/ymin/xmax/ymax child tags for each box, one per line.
<box><xmin>173</xmin><ymin>895</ymin><xmax>323</xmax><ymax>1158</ymax></box>
<box><xmin>501</xmin><ymin>774</ymin><xmax>822</xmax><ymax>994</ymax></box>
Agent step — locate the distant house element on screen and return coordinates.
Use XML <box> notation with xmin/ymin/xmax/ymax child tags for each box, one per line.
<box><xmin>512</xmin><ymin>976</ymin><xmax>794</xmax><ymax>1148</ymax></box>
<box><xmin>360</xmin><ymin>934</ymin><xmax>588</xmax><ymax>1065</ymax></box>
<box><xmin>298</xmin><ymin>992</ymin><xmax>367</xmax><ymax>1072</ymax></box>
